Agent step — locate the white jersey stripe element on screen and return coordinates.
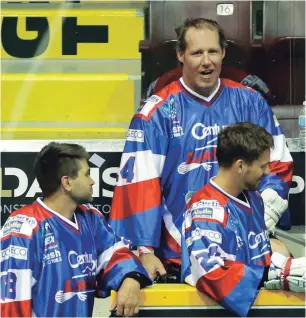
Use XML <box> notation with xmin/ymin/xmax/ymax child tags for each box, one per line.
<box><xmin>0</xmin><ymin>269</ymin><xmax>33</xmax><ymax>303</ymax></box>
<box><xmin>96</xmin><ymin>239</ymin><xmax>129</xmax><ymax>273</ymax></box>
<box><xmin>117</xmin><ymin>150</ymin><xmax>166</xmax><ymax>186</ymax></box>
<box><xmin>270</xmin><ymin>134</ymin><xmax>293</xmax><ymax>162</ymax></box>
<box><xmin>139</xmin><ymin>95</ymin><xmax>163</xmax><ymax>116</ymax></box>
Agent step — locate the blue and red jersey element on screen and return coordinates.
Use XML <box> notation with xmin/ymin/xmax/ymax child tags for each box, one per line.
<box><xmin>109</xmin><ymin>78</ymin><xmax>293</xmax><ymax>261</ymax></box>
<box><xmin>0</xmin><ymin>199</ymin><xmax>151</xmax><ymax>317</ymax></box>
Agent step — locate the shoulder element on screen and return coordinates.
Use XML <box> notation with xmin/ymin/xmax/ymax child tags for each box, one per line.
<box><xmin>154</xmin><ymin>67</ymin><xmax>183</xmax><ymax>93</ymax></box>
<box><xmin>79</xmin><ymin>203</ymin><xmax>104</xmax><ymax>216</ymax></box>
<box><xmin>185</xmin><ymin>184</ymin><xmax>229</xmax><ymax>226</ymax></box>
<box><xmin>136</xmin><ymin>81</ymin><xmax>183</xmax><ymax>121</ymax></box>
<box><xmin>222</xmin><ymin>78</ymin><xmax>261</xmax><ymax>99</ymax></box>
<box><xmin>222</xmin><ymin>78</ymin><xmax>255</xmax><ymax>91</ymax></box>
<box><xmin>0</xmin><ymin>201</ymin><xmax>49</xmax><ymax>239</ymax></box>
<box><xmin>222</xmin><ymin>78</ymin><xmax>266</xmax><ymax>108</ymax></box>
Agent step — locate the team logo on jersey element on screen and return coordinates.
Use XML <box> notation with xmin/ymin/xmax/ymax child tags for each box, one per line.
<box><xmin>161</xmin><ymin>98</ymin><xmax>176</xmax><ymax>119</ymax></box>
<box><xmin>160</xmin><ymin>98</ymin><xmax>184</xmax><ymax>138</ymax></box>
<box><xmin>1</xmin><ymin>215</ymin><xmax>37</xmax><ymax>238</ymax></box>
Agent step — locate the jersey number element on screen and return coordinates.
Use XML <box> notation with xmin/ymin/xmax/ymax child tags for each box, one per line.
<box><xmin>120</xmin><ymin>156</ymin><xmax>135</xmax><ymax>183</ymax></box>
<box><xmin>1</xmin><ymin>272</ymin><xmax>17</xmax><ymax>300</ymax></box>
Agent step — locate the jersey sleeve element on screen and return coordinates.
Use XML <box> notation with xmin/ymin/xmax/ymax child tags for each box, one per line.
<box><xmin>255</xmin><ymin>93</ymin><xmax>293</xmax><ymax>196</ymax></box>
<box><xmin>91</xmin><ymin>207</ymin><xmax>151</xmax><ymax>298</ymax></box>
<box><xmin>109</xmin><ymin>99</ymin><xmax>169</xmax><ymax>247</ymax></box>
<box><xmin>0</xmin><ymin>216</ymin><xmax>41</xmax><ymax>317</ymax></box>
<box><xmin>181</xmin><ymin>200</ymin><xmax>264</xmax><ymax>317</ymax></box>
<box><xmin>253</xmin><ymin>93</ymin><xmax>293</xmax><ymax>229</ymax></box>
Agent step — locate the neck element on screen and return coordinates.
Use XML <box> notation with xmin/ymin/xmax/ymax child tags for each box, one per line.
<box><xmin>213</xmin><ymin>168</ymin><xmax>243</xmax><ymax>198</ymax></box>
<box><xmin>43</xmin><ymin>192</ymin><xmax>77</xmax><ymax>220</ymax></box>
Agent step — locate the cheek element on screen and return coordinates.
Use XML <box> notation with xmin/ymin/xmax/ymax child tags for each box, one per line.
<box><xmin>212</xmin><ymin>57</ymin><xmax>223</xmax><ymax>68</ymax></box>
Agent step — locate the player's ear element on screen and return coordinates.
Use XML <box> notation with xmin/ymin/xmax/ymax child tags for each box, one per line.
<box><xmin>61</xmin><ymin>175</ymin><xmax>72</xmax><ymax>192</ymax></box>
<box><xmin>221</xmin><ymin>48</ymin><xmax>226</xmax><ymax>59</ymax></box>
<box><xmin>236</xmin><ymin>159</ymin><xmax>244</xmax><ymax>173</ymax></box>
<box><xmin>177</xmin><ymin>50</ymin><xmax>184</xmax><ymax>64</ymax></box>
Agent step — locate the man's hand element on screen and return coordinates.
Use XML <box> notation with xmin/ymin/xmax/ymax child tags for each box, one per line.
<box><xmin>264</xmin><ymin>252</ymin><xmax>306</xmax><ymax>292</ymax></box>
<box><xmin>261</xmin><ymin>189</ymin><xmax>288</xmax><ymax>234</ymax></box>
<box><xmin>110</xmin><ymin>278</ymin><xmax>141</xmax><ymax>317</ymax></box>
<box><xmin>139</xmin><ymin>253</ymin><xmax>167</xmax><ymax>280</ymax></box>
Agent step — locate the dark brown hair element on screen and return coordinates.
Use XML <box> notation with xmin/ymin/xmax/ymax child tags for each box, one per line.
<box><xmin>34</xmin><ymin>142</ymin><xmax>89</xmax><ymax>197</ymax></box>
<box><xmin>216</xmin><ymin>122</ymin><xmax>274</xmax><ymax>167</ymax></box>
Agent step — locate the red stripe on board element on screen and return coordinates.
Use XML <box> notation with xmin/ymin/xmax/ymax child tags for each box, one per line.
<box><xmin>196</xmin><ymin>260</ymin><xmax>245</xmax><ymax>301</ymax></box>
<box><xmin>1</xmin><ymin>299</ymin><xmax>32</xmax><ymax>317</ymax></box>
<box><xmin>269</xmin><ymin>161</ymin><xmax>293</xmax><ymax>185</ymax></box>
<box><xmin>111</xmin><ymin>178</ymin><xmax>162</xmax><ymax>220</ymax></box>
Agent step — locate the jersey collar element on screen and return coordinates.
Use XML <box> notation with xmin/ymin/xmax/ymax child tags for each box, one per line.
<box><xmin>36</xmin><ymin>197</ymin><xmax>79</xmax><ymax>230</ymax></box>
<box><xmin>179</xmin><ymin>77</ymin><xmax>222</xmax><ymax>104</ymax></box>
<box><xmin>209</xmin><ymin>177</ymin><xmax>251</xmax><ymax>208</ymax></box>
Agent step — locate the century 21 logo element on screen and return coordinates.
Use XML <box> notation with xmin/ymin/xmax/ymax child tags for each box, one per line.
<box><xmin>1</xmin><ymin>16</ymin><xmax>108</xmax><ymax>58</ymax></box>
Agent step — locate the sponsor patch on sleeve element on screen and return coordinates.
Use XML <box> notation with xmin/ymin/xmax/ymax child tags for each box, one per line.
<box><xmin>138</xmin><ymin>95</ymin><xmax>163</xmax><ymax>117</ymax></box>
<box><xmin>190</xmin><ymin>200</ymin><xmax>225</xmax><ymax>223</ymax></box>
<box><xmin>126</xmin><ymin>129</ymin><xmax>144</xmax><ymax>142</ymax></box>
<box><xmin>0</xmin><ymin>215</ymin><xmax>37</xmax><ymax>238</ymax></box>
<box><xmin>0</xmin><ymin>245</ymin><xmax>28</xmax><ymax>262</ymax></box>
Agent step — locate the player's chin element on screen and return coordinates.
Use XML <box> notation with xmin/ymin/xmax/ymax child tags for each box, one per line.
<box><xmin>198</xmin><ymin>76</ymin><xmax>218</xmax><ymax>89</ymax></box>
<box><xmin>78</xmin><ymin>194</ymin><xmax>94</xmax><ymax>204</ymax></box>
<box><xmin>245</xmin><ymin>182</ymin><xmax>259</xmax><ymax>191</ymax></box>
<box><xmin>87</xmin><ymin>194</ymin><xmax>94</xmax><ymax>202</ymax></box>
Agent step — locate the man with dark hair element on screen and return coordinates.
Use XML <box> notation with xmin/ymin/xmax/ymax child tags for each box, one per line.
<box><xmin>110</xmin><ymin>18</ymin><xmax>293</xmax><ymax>281</ymax></box>
<box><xmin>181</xmin><ymin>123</ymin><xmax>305</xmax><ymax>317</ymax></box>
<box><xmin>0</xmin><ymin>142</ymin><xmax>151</xmax><ymax>317</ymax></box>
